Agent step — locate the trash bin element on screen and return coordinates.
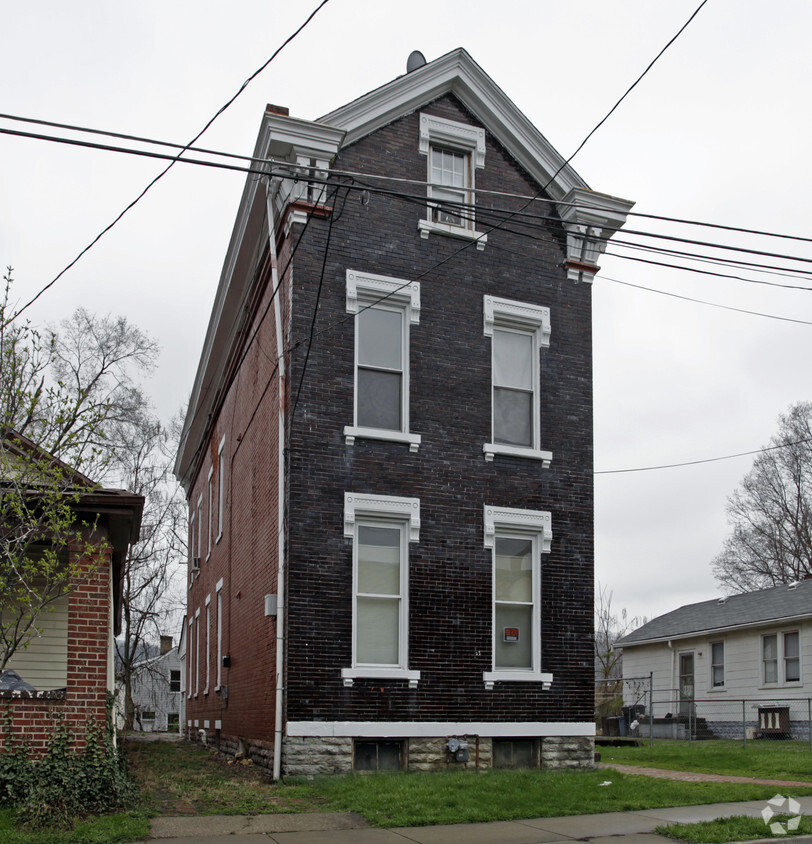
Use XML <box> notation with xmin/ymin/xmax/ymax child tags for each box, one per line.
<box><xmin>605</xmin><ymin>716</ymin><xmax>620</xmax><ymax>736</ymax></box>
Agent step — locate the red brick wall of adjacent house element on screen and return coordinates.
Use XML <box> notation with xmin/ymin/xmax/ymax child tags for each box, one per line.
<box><xmin>183</xmin><ymin>239</ymin><xmax>289</xmax><ymax>761</ymax></box>
<box><xmin>0</xmin><ymin>542</ymin><xmax>112</xmax><ymax>757</ymax></box>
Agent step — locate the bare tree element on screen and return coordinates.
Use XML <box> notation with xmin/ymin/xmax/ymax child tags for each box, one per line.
<box><xmin>0</xmin><ymin>268</ymin><xmax>163</xmax><ymax>671</ymax></box>
<box><xmin>595</xmin><ymin>583</ymin><xmax>642</xmax><ymax>681</ymax></box>
<box><xmin>712</xmin><ymin>401</ymin><xmax>812</xmax><ymax>593</ymax></box>
<box><xmin>113</xmin><ymin>410</ymin><xmax>186</xmax><ymax>731</ymax></box>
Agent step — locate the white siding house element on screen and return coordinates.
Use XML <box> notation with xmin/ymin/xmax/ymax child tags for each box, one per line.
<box><xmin>617</xmin><ymin>580</ymin><xmax>812</xmax><ymax>740</ymax></box>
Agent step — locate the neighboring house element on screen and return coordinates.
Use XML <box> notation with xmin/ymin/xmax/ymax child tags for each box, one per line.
<box><xmin>0</xmin><ymin>432</ymin><xmax>143</xmax><ymax>755</ymax></box>
<box><xmin>617</xmin><ymin>579</ymin><xmax>812</xmax><ymax>739</ymax></box>
<box><xmin>174</xmin><ymin>48</ymin><xmax>633</xmax><ymax>774</ymax></box>
<box><xmin>121</xmin><ymin>635</ymin><xmax>184</xmax><ymax>733</ymax></box>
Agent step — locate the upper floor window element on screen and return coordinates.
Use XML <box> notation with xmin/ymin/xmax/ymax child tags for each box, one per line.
<box><xmin>343</xmin><ymin>270</ymin><xmax>421</xmax><ymax>452</ymax></box>
<box><xmin>341</xmin><ymin>493</ymin><xmax>420</xmax><ymax>688</ymax></box>
<box><xmin>483</xmin><ymin>505</ymin><xmax>553</xmax><ymax>690</ymax></box>
<box><xmin>170</xmin><ymin>670</ymin><xmax>181</xmax><ymax>693</ymax></box>
<box><xmin>418</xmin><ymin>113</ymin><xmax>487</xmax><ymax>249</ymax></box>
<box><xmin>483</xmin><ymin>296</ymin><xmax>552</xmax><ymax>465</ymax></box>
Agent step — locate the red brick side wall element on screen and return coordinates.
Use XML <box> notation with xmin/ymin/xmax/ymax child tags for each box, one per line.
<box><xmin>0</xmin><ymin>542</ymin><xmax>112</xmax><ymax>757</ymax></box>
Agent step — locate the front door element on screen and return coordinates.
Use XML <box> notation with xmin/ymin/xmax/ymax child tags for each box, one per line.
<box><xmin>679</xmin><ymin>652</ymin><xmax>695</xmax><ymax>717</ymax></box>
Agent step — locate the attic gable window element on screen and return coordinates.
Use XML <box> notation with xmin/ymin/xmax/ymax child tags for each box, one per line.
<box><xmin>418</xmin><ymin>113</ymin><xmax>487</xmax><ymax>250</ymax></box>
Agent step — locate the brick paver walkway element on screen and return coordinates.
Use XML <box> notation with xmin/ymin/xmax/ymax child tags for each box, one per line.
<box><xmin>600</xmin><ymin>762</ymin><xmax>812</xmax><ymax>789</ymax></box>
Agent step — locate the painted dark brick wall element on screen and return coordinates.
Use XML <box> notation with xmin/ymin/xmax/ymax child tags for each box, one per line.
<box><xmin>284</xmin><ymin>94</ymin><xmax>594</xmax><ymax>725</ymax></box>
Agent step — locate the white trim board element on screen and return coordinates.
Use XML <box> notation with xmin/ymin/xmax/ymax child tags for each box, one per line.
<box><xmin>286</xmin><ymin>721</ymin><xmax>594</xmax><ymax>738</ymax></box>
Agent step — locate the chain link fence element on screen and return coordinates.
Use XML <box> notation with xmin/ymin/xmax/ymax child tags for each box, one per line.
<box><xmin>596</xmin><ymin>675</ymin><xmax>812</xmax><ymax>748</ymax></box>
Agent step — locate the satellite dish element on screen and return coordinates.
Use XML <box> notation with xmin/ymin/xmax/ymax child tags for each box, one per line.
<box><xmin>407</xmin><ymin>51</ymin><xmax>426</xmax><ymax>73</ymax></box>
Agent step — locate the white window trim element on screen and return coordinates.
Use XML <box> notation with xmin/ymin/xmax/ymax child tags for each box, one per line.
<box><xmin>215</xmin><ymin>578</ymin><xmax>224</xmax><ymax>691</ymax></box>
<box><xmin>204</xmin><ymin>594</ymin><xmax>211</xmax><ymax>695</ymax></box>
<box><xmin>483</xmin><ymin>505</ymin><xmax>552</xmax><ymax>690</ymax></box>
<box><xmin>187</xmin><ymin>618</ymin><xmax>193</xmax><ymax>699</ymax></box>
<box><xmin>342</xmin><ymin>493</ymin><xmax>420</xmax><ymax>688</ymax></box>
<box><xmin>216</xmin><ymin>435</ymin><xmax>225</xmax><ymax>543</ymax></box>
<box><xmin>344</xmin><ymin>270</ymin><xmax>421</xmax><ymax>452</ymax></box>
<box><xmin>709</xmin><ymin>640</ymin><xmax>725</xmax><ymax>691</ymax></box>
<box><xmin>206</xmin><ymin>468</ymin><xmax>213</xmax><ymax>561</ymax></box>
<box><xmin>761</xmin><ymin>630</ymin><xmax>802</xmax><ymax>687</ymax></box>
<box><xmin>196</xmin><ymin>494</ymin><xmax>203</xmax><ymax>562</ymax></box>
<box><xmin>483</xmin><ymin>295</ymin><xmax>552</xmax><ymax>466</ymax></box>
<box><xmin>418</xmin><ymin>112</ymin><xmax>487</xmax><ymax>250</ymax></box>
<box><xmin>194</xmin><ymin>609</ymin><xmax>200</xmax><ymax>698</ymax></box>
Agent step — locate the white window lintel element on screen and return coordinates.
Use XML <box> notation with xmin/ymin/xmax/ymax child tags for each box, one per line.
<box><xmin>484</xmin><ymin>295</ymin><xmax>550</xmax><ymax>347</ymax></box>
<box><xmin>341</xmin><ymin>667</ymin><xmax>421</xmax><ymax>689</ymax></box>
<box><xmin>484</xmin><ymin>505</ymin><xmax>552</xmax><ymax>553</ymax></box>
<box><xmin>346</xmin><ymin>269</ymin><xmax>420</xmax><ymax>324</ymax></box>
<box><xmin>344</xmin><ymin>493</ymin><xmax>420</xmax><ymax>543</ymax></box>
<box><xmin>419</xmin><ymin>113</ymin><xmax>486</xmax><ymax>169</ymax></box>
<box><xmin>483</xmin><ymin>671</ymin><xmax>553</xmax><ymax>691</ymax></box>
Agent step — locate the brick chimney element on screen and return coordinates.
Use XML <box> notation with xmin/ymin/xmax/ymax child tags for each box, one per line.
<box><xmin>160</xmin><ymin>635</ymin><xmax>173</xmax><ymax>655</ymax></box>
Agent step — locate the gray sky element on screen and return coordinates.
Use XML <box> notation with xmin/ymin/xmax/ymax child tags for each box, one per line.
<box><xmin>3</xmin><ymin>1</ymin><xmax>811</xmax><ymax>625</ymax></box>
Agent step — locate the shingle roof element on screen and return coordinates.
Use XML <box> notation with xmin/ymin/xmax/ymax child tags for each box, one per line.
<box><xmin>616</xmin><ymin>578</ymin><xmax>812</xmax><ymax>647</ymax></box>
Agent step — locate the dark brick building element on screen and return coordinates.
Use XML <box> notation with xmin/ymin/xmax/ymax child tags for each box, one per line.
<box><xmin>175</xmin><ymin>49</ymin><xmax>633</xmax><ymax>775</ymax></box>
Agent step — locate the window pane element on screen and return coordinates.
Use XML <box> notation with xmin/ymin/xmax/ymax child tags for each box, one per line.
<box><xmin>494</xmin><ymin>388</ymin><xmax>532</xmax><ymax>446</ymax></box>
<box><xmin>495</xmin><ymin>604</ymin><xmax>532</xmax><ymax>669</ymax></box>
<box><xmin>358</xmin><ymin>526</ymin><xmax>400</xmax><ymax>595</ymax></box>
<box><xmin>786</xmin><ymin>658</ymin><xmax>800</xmax><ymax>682</ymax></box>
<box><xmin>763</xmin><ymin>635</ymin><xmax>777</xmax><ymax>660</ymax></box>
<box><xmin>358</xmin><ymin>369</ymin><xmax>402</xmax><ymax>430</ymax></box>
<box><xmin>431</xmin><ymin>148</ymin><xmax>465</xmax><ymax>188</ymax></box>
<box><xmin>495</xmin><ymin>537</ymin><xmax>532</xmax><ymax>602</ymax></box>
<box><xmin>711</xmin><ymin>642</ymin><xmax>724</xmax><ymax>664</ymax></box>
<box><xmin>358</xmin><ymin>307</ymin><xmax>402</xmax><ymax>370</ymax></box>
<box><xmin>493</xmin><ymin>329</ymin><xmax>533</xmax><ymax>390</ymax></box>
<box><xmin>357</xmin><ymin>597</ymin><xmax>399</xmax><ymax>664</ymax></box>
<box><xmin>784</xmin><ymin>632</ymin><xmax>799</xmax><ymax>658</ymax></box>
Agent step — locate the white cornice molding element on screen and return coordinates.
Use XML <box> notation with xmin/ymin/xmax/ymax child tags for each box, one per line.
<box><xmin>320</xmin><ymin>48</ymin><xmax>587</xmax><ymax>202</ymax></box>
<box><xmin>344</xmin><ymin>493</ymin><xmax>421</xmax><ymax>542</ymax></box>
<box><xmin>483</xmin><ymin>505</ymin><xmax>552</xmax><ymax>553</ymax></box>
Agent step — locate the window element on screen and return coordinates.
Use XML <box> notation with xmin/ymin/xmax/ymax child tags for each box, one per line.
<box><xmin>785</xmin><ymin>632</ymin><xmax>800</xmax><ymax>682</ymax></box>
<box><xmin>353</xmin><ymin>740</ymin><xmax>404</xmax><ymax>771</ymax></box>
<box><xmin>189</xmin><ymin>515</ymin><xmax>196</xmax><ymax>573</ymax></box>
<box><xmin>343</xmin><ymin>270</ymin><xmax>421</xmax><ymax>451</ymax></box>
<box><xmin>205</xmin><ymin>595</ymin><xmax>211</xmax><ymax>694</ymax></box>
<box><xmin>341</xmin><ymin>493</ymin><xmax>420</xmax><ymax>687</ymax></box>
<box><xmin>483</xmin><ymin>296</ymin><xmax>552</xmax><ymax>464</ymax></box>
<box><xmin>196</xmin><ymin>494</ymin><xmax>203</xmax><ymax>562</ymax></box>
<box><xmin>710</xmin><ymin>641</ymin><xmax>724</xmax><ymax>688</ymax></box>
<box><xmin>206</xmin><ymin>468</ymin><xmax>213</xmax><ymax>559</ymax></box>
<box><xmin>418</xmin><ymin>113</ymin><xmax>487</xmax><ymax>248</ymax></box>
<box><xmin>216</xmin><ymin>578</ymin><xmax>224</xmax><ymax>690</ymax></box>
<box><xmin>483</xmin><ymin>505</ymin><xmax>553</xmax><ymax>690</ymax></box>
<box><xmin>170</xmin><ymin>670</ymin><xmax>181</xmax><ymax>693</ymax></box>
<box><xmin>217</xmin><ymin>436</ymin><xmax>225</xmax><ymax>542</ymax></box>
<box><xmin>167</xmin><ymin>713</ymin><xmax>180</xmax><ymax>731</ymax></box>
<box><xmin>194</xmin><ymin>609</ymin><xmax>200</xmax><ymax>697</ymax></box>
<box><xmin>493</xmin><ymin>739</ymin><xmax>539</xmax><ymax>769</ymax></box>
<box><xmin>187</xmin><ymin>618</ymin><xmax>193</xmax><ymax>698</ymax></box>
<box><xmin>141</xmin><ymin>711</ymin><xmax>155</xmax><ymax>721</ymax></box>
<box><xmin>762</xmin><ymin>631</ymin><xmax>801</xmax><ymax>685</ymax></box>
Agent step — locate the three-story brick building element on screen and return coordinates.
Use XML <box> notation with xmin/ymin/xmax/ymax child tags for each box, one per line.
<box><xmin>175</xmin><ymin>48</ymin><xmax>633</xmax><ymax>776</ymax></box>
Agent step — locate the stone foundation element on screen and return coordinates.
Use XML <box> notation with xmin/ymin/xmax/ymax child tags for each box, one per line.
<box><xmin>283</xmin><ymin>735</ymin><xmax>353</xmax><ymax>775</ymax></box>
<box><xmin>541</xmin><ymin>736</ymin><xmax>594</xmax><ymax>769</ymax></box>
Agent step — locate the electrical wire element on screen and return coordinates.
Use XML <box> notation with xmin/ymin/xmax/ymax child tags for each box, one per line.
<box><xmin>595</xmin><ymin>438</ymin><xmax>812</xmax><ymax>475</ymax></box>
<box><xmin>11</xmin><ymin>0</ymin><xmax>333</xmax><ymax>321</ymax></box>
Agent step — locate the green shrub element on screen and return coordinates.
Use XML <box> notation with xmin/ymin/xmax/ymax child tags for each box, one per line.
<box><xmin>0</xmin><ymin>715</ymin><xmax>136</xmax><ymax>830</ymax></box>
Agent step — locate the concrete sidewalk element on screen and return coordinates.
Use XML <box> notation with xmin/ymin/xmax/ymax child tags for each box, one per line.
<box><xmin>142</xmin><ymin>795</ymin><xmax>812</xmax><ymax>843</ymax></box>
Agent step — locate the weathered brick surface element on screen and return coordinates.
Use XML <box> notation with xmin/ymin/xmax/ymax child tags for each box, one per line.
<box><xmin>0</xmin><ymin>544</ymin><xmax>113</xmax><ymax>756</ymax></box>
<box><xmin>184</xmin><ymin>94</ymin><xmax>595</xmax><ymax>770</ymax></box>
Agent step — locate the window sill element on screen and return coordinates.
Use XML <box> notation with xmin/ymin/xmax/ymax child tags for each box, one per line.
<box><xmin>483</xmin><ymin>671</ymin><xmax>553</xmax><ymax>691</ymax></box>
<box><xmin>341</xmin><ymin>668</ymin><xmax>420</xmax><ymax>689</ymax></box>
<box><xmin>344</xmin><ymin>426</ymin><xmax>421</xmax><ymax>452</ymax></box>
<box><xmin>418</xmin><ymin>219</ymin><xmax>487</xmax><ymax>250</ymax></box>
<box><xmin>483</xmin><ymin>443</ymin><xmax>552</xmax><ymax>467</ymax></box>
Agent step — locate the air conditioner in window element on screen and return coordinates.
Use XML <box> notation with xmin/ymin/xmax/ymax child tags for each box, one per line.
<box><xmin>191</xmin><ymin>557</ymin><xmax>201</xmax><ymax>570</ymax></box>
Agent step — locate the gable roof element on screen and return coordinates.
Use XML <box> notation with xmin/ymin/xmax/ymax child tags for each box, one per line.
<box><xmin>320</xmin><ymin>48</ymin><xmax>587</xmax><ymax>202</ymax></box>
<box><xmin>617</xmin><ymin>579</ymin><xmax>812</xmax><ymax>647</ymax></box>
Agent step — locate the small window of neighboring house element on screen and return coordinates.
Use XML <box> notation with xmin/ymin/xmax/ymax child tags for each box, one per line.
<box><xmin>483</xmin><ymin>296</ymin><xmax>552</xmax><ymax>465</ymax></box>
<box><xmin>170</xmin><ymin>670</ymin><xmax>181</xmax><ymax>693</ymax></box>
<box><xmin>341</xmin><ymin>493</ymin><xmax>420</xmax><ymax>688</ymax></box>
<box><xmin>167</xmin><ymin>713</ymin><xmax>180</xmax><ymax>731</ymax></box>
<box><xmin>418</xmin><ymin>113</ymin><xmax>487</xmax><ymax>248</ymax></box>
<box><xmin>483</xmin><ymin>505</ymin><xmax>553</xmax><ymax>690</ymax></box>
<box><xmin>142</xmin><ymin>711</ymin><xmax>156</xmax><ymax>721</ymax></box>
<box><xmin>710</xmin><ymin>642</ymin><xmax>725</xmax><ymax>687</ymax></box>
<box><xmin>343</xmin><ymin>270</ymin><xmax>421</xmax><ymax>452</ymax></box>
<box><xmin>784</xmin><ymin>631</ymin><xmax>800</xmax><ymax>682</ymax></box>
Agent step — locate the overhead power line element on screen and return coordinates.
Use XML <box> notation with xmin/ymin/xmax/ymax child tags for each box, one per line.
<box><xmin>11</xmin><ymin>0</ymin><xmax>332</xmax><ymax>321</ymax></box>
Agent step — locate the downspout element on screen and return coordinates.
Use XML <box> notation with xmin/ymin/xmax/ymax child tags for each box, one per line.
<box><xmin>265</xmin><ymin>179</ymin><xmax>287</xmax><ymax>781</ymax></box>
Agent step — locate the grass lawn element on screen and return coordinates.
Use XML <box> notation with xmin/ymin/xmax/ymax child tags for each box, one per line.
<box><xmin>601</xmin><ymin>739</ymin><xmax>812</xmax><ymax>781</ymax></box>
<box><xmin>655</xmin><ymin>814</ymin><xmax>812</xmax><ymax>843</ymax></box>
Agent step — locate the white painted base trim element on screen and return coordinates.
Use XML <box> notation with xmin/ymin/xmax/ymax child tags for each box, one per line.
<box><xmin>286</xmin><ymin>721</ymin><xmax>594</xmax><ymax>738</ymax></box>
